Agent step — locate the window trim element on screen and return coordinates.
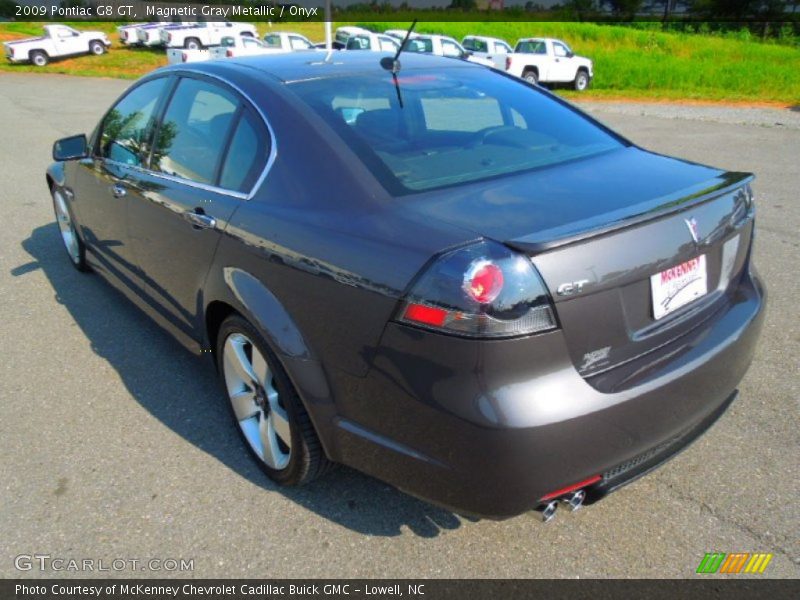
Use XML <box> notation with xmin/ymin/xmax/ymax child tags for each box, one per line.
<box><xmin>96</xmin><ymin>70</ymin><xmax>277</xmax><ymax>201</ymax></box>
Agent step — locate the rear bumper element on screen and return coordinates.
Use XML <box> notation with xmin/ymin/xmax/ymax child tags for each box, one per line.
<box><xmin>327</xmin><ymin>267</ymin><xmax>766</xmax><ymax>519</ymax></box>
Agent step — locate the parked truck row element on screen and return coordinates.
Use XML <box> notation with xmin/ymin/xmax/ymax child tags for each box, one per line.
<box><xmin>3</xmin><ymin>23</ymin><xmax>594</xmax><ymax>91</ymax></box>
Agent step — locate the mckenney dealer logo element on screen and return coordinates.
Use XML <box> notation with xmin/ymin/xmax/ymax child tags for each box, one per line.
<box><xmin>696</xmin><ymin>552</ymin><xmax>773</xmax><ymax>574</ymax></box>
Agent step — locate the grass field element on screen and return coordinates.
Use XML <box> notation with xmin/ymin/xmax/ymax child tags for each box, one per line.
<box><xmin>1</xmin><ymin>20</ymin><xmax>798</xmax><ymax>104</ymax></box>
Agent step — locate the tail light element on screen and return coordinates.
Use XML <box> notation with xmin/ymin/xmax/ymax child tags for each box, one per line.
<box><xmin>226</xmin><ymin>49</ymin><xmax>234</xmax><ymax>57</ymax></box>
<box><xmin>168</xmin><ymin>33</ymin><xmax>172</xmax><ymax>42</ymax></box>
<box><xmin>396</xmin><ymin>240</ymin><xmax>557</xmax><ymax>338</ymax></box>
<box><xmin>505</xmin><ymin>56</ymin><xmax>511</xmax><ymax>70</ymax></box>
<box><xmin>181</xmin><ymin>52</ymin><xmax>188</xmax><ymax>62</ymax></box>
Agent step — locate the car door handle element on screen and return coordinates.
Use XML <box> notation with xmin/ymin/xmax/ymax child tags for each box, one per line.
<box><xmin>183</xmin><ymin>209</ymin><xmax>217</xmax><ymax>230</ymax></box>
<box><xmin>111</xmin><ymin>183</ymin><xmax>127</xmax><ymax>198</ymax></box>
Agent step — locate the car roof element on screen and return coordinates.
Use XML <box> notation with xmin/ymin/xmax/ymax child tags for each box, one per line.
<box><xmin>464</xmin><ymin>35</ymin><xmax>507</xmax><ymax>43</ymax></box>
<box><xmin>175</xmin><ymin>50</ymin><xmax>477</xmax><ymax>84</ymax></box>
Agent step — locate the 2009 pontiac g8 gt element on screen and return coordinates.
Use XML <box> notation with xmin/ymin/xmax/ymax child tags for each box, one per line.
<box><xmin>47</xmin><ymin>52</ymin><xmax>765</xmax><ymax>520</ymax></box>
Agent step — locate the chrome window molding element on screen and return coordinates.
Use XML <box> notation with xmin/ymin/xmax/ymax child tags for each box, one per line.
<box><xmin>103</xmin><ymin>68</ymin><xmax>278</xmax><ymax>201</ymax></box>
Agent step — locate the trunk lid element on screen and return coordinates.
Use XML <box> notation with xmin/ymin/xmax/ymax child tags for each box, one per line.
<box><xmin>406</xmin><ymin>147</ymin><xmax>754</xmax><ymax>379</ymax></box>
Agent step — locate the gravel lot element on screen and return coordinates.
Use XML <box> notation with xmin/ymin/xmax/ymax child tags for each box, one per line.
<box><xmin>0</xmin><ymin>73</ymin><xmax>798</xmax><ymax>579</ymax></box>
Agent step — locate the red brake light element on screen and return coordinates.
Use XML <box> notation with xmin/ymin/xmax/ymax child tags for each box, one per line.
<box><xmin>505</xmin><ymin>56</ymin><xmax>511</xmax><ymax>70</ymax></box>
<box><xmin>181</xmin><ymin>52</ymin><xmax>188</xmax><ymax>62</ymax></box>
<box><xmin>396</xmin><ymin>240</ymin><xmax>556</xmax><ymax>338</ymax></box>
<box><xmin>464</xmin><ymin>261</ymin><xmax>503</xmax><ymax>304</ymax></box>
<box><xmin>403</xmin><ymin>304</ymin><xmax>448</xmax><ymax>327</ymax></box>
<box><xmin>226</xmin><ymin>49</ymin><xmax>233</xmax><ymax>57</ymax></box>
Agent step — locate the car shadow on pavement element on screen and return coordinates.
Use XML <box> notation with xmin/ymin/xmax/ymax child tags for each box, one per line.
<box><xmin>15</xmin><ymin>223</ymin><xmax>465</xmax><ymax>538</ymax></box>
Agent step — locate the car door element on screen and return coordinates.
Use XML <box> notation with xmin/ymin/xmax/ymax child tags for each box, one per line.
<box><xmin>55</xmin><ymin>27</ymin><xmax>84</xmax><ymax>55</ymax></box>
<box><xmin>550</xmin><ymin>40</ymin><xmax>576</xmax><ymax>82</ymax></box>
<box><xmin>440</xmin><ymin>38</ymin><xmax>464</xmax><ymax>59</ymax></box>
<box><xmin>288</xmin><ymin>35</ymin><xmax>313</xmax><ymax>51</ymax></box>
<box><xmin>126</xmin><ymin>74</ymin><xmax>271</xmax><ymax>340</ymax></box>
<box><xmin>71</xmin><ymin>76</ymin><xmax>172</xmax><ymax>288</ymax></box>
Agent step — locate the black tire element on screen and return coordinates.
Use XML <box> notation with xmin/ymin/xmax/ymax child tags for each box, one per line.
<box><xmin>574</xmin><ymin>69</ymin><xmax>590</xmax><ymax>92</ymax></box>
<box><xmin>522</xmin><ymin>69</ymin><xmax>538</xmax><ymax>85</ymax></box>
<box><xmin>30</xmin><ymin>50</ymin><xmax>48</xmax><ymax>67</ymax></box>
<box><xmin>216</xmin><ymin>314</ymin><xmax>330</xmax><ymax>486</ymax></box>
<box><xmin>89</xmin><ymin>40</ymin><xmax>106</xmax><ymax>56</ymax></box>
<box><xmin>185</xmin><ymin>38</ymin><xmax>201</xmax><ymax>50</ymax></box>
<box><xmin>51</xmin><ymin>187</ymin><xmax>89</xmax><ymax>272</ymax></box>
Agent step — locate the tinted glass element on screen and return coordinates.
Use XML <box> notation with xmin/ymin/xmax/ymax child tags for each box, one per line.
<box><xmin>290</xmin><ymin>68</ymin><xmax>623</xmax><ymax>194</ymax></box>
<box><xmin>516</xmin><ymin>40</ymin><xmax>546</xmax><ymax>54</ymax></box>
<box><xmin>99</xmin><ymin>77</ymin><xmax>168</xmax><ymax>167</ymax></box>
<box><xmin>264</xmin><ymin>34</ymin><xmax>282</xmax><ymax>48</ymax></box>
<box><xmin>219</xmin><ymin>110</ymin><xmax>269</xmax><ymax>193</ymax></box>
<box><xmin>346</xmin><ymin>36</ymin><xmax>371</xmax><ymax>50</ymax></box>
<box><xmin>464</xmin><ymin>38</ymin><xmax>488</xmax><ymax>52</ymax></box>
<box><xmin>151</xmin><ymin>78</ymin><xmax>238</xmax><ymax>185</ymax></box>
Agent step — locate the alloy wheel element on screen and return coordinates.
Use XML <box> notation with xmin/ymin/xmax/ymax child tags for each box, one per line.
<box><xmin>53</xmin><ymin>190</ymin><xmax>80</xmax><ymax>264</ymax></box>
<box><xmin>223</xmin><ymin>333</ymin><xmax>292</xmax><ymax>470</ymax></box>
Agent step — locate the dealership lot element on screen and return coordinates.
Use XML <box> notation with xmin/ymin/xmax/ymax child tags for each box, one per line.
<box><xmin>0</xmin><ymin>73</ymin><xmax>797</xmax><ymax>578</ymax></box>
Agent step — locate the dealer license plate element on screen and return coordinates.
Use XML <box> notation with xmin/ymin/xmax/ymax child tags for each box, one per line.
<box><xmin>650</xmin><ymin>255</ymin><xmax>707</xmax><ymax>320</ymax></box>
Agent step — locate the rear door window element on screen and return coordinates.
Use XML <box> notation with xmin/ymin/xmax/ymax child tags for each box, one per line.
<box><xmin>151</xmin><ymin>77</ymin><xmax>238</xmax><ymax>185</ymax></box>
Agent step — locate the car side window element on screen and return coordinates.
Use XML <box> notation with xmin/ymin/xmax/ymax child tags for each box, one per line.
<box><xmin>151</xmin><ymin>77</ymin><xmax>238</xmax><ymax>185</ymax></box>
<box><xmin>441</xmin><ymin>40</ymin><xmax>462</xmax><ymax>58</ymax></box>
<box><xmin>553</xmin><ymin>42</ymin><xmax>569</xmax><ymax>58</ymax></box>
<box><xmin>99</xmin><ymin>77</ymin><xmax>169</xmax><ymax>167</ymax></box>
<box><xmin>219</xmin><ymin>109</ymin><xmax>270</xmax><ymax>193</ymax></box>
<box><xmin>290</xmin><ymin>36</ymin><xmax>311</xmax><ymax>50</ymax></box>
<box><xmin>379</xmin><ymin>37</ymin><xmax>398</xmax><ymax>52</ymax></box>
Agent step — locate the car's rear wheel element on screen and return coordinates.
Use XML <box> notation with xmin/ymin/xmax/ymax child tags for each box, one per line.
<box><xmin>89</xmin><ymin>40</ymin><xmax>106</xmax><ymax>56</ymax></box>
<box><xmin>574</xmin><ymin>70</ymin><xmax>590</xmax><ymax>91</ymax></box>
<box><xmin>185</xmin><ymin>38</ymin><xmax>201</xmax><ymax>50</ymax></box>
<box><xmin>30</xmin><ymin>51</ymin><xmax>48</xmax><ymax>67</ymax></box>
<box><xmin>522</xmin><ymin>69</ymin><xmax>538</xmax><ymax>85</ymax></box>
<box><xmin>217</xmin><ymin>315</ymin><xmax>330</xmax><ymax>485</ymax></box>
<box><xmin>52</xmin><ymin>188</ymin><xmax>88</xmax><ymax>271</ymax></box>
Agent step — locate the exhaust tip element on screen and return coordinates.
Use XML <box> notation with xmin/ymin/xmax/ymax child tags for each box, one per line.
<box><xmin>539</xmin><ymin>500</ymin><xmax>558</xmax><ymax>523</ymax></box>
<box><xmin>561</xmin><ymin>489</ymin><xmax>586</xmax><ymax>512</ymax></box>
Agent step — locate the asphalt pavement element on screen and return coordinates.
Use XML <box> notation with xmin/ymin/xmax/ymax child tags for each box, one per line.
<box><xmin>0</xmin><ymin>73</ymin><xmax>798</xmax><ymax>578</ymax></box>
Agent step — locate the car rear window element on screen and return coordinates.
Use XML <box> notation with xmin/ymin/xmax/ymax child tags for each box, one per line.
<box><xmin>289</xmin><ymin>67</ymin><xmax>623</xmax><ymax>194</ymax></box>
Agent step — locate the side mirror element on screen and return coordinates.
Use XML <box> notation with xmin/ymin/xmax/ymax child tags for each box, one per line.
<box><xmin>53</xmin><ymin>134</ymin><xmax>88</xmax><ymax>161</ymax></box>
<box><xmin>567</xmin><ymin>51</ymin><xmax>575</xmax><ymax>58</ymax></box>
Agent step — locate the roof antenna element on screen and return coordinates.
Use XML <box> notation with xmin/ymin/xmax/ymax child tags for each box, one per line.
<box><xmin>381</xmin><ymin>19</ymin><xmax>417</xmax><ymax>74</ymax></box>
<box><xmin>381</xmin><ymin>20</ymin><xmax>417</xmax><ymax>109</ymax></box>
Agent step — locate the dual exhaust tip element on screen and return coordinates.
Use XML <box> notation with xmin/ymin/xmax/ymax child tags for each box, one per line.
<box><xmin>538</xmin><ymin>489</ymin><xmax>586</xmax><ymax>523</ymax></box>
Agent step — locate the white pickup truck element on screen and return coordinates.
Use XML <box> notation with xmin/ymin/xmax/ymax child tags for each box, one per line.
<box><xmin>4</xmin><ymin>24</ymin><xmax>111</xmax><ymax>67</ymax></box>
<box><xmin>462</xmin><ymin>35</ymin><xmax>513</xmax><ymax>70</ymax></box>
<box><xmin>161</xmin><ymin>21</ymin><xmax>258</xmax><ymax>50</ymax></box>
<box><xmin>504</xmin><ymin>38</ymin><xmax>594</xmax><ymax>91</ymax></box>
<box><xmin>345</xmin><ymin>32</ymin><xmax>400</xmax><ymax>53</ymax></box>
<box><xmin>167</xmin><ymin>35</ymin><xmax>285</xmax><ymax>64</ymax></box>
<box><xmin>134</xmin><ymin>22</ymin><xmax>196</xmax><ymax>47</ymax></box>
<box><xmin>117</xmin><ymin>22</ymin><xmax>155</xmax><ymax>45</ymax></box>
<box><xmin>262</xmin><ymin>31</ymin><xmax>315</xmax><ymax>52</ymax></box>
<box><xmin>404</xmin><ymin>34</ymin><xmax>495</xmax><ymax>68</ymax></box>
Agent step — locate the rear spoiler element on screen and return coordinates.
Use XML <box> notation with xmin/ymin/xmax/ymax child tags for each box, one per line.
<box><xmin>506</xmin><ymin>171</ymin><xmax>754</xmax><ymax>255</ymax></box>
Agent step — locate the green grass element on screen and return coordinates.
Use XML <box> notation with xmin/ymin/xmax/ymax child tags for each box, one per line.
<box><xmin>365</xmin><ymin>21</ymin><xmax>800</xmax><ymax>104</ymax></box>
<box><xmin>1</xmin><ymin>20</ymin><xmax>798</xmax><ymax>103</ymax></box>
